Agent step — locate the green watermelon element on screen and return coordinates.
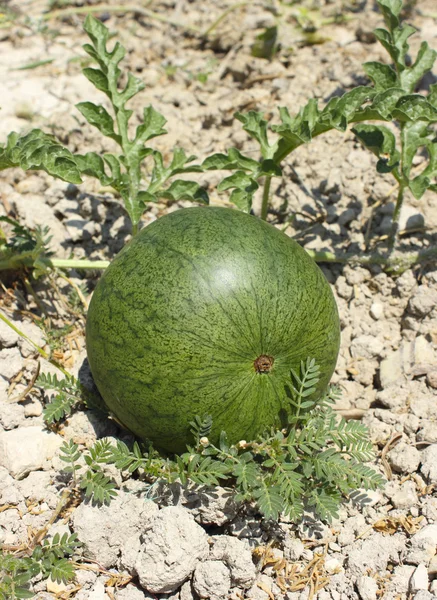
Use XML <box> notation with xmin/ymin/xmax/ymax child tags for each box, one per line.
<box><xmin>86</xmin><ymin>207</ymin><xmax>340</xmax><ymax>453</ymax></box>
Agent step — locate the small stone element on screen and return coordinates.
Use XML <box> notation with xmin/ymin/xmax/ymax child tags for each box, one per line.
<box><xmin>417</xmin><ymin>422</ymin><xmax>437</xmax><ymax>444</ymax></box>
<box><xmin>413</xmin><ymin>592</ymin><xmax>437</xmax><ymax>600</ymax></box>
<box><xmin>412</xmin><ymin>336</ymin><xmax>437</xmax><ymax>376</ymax></box>
<box><xmin>406</xmin><ymin>525</ymin><xmax>437</xmax><ymax>566</ymax></box>
<box><xmin>16</xmin><ymin>175</ymin><xmax>46</xmax><ymax>195</ymax></box>
<box><xmin>347</xmin><ymin>533</ymin><xmax>405</xmax><ymax>577</ymax></box>
<box><xmin>17</xmin><ymin>321</ymin><xmax>46</xmax><ymax>358</ymax></box>
<box><xmin>387</xmin><ymin>442</ymin><xmax>421</xmax><ymax>474</ymax></box>
<box><xmin>210</xmin><ymin>535</ymin><xmax>256</xmax><ymax>588</ymax></box>
<box><xmin>410</xmin><ymin>564</ymin><xmax>429</xmax><ymax>592</ymax></box>
<box><xmin>193</xmin><ymin>560</ymin><xmax>231</xmax><ymax>599</ymax></box>
<box><xmin>356</xmin><ymin>575</ymin><xmax>378</xmax><ymax>600</ymax></box>
<box><xmin>399</xmin><ymin>205</ymin><xmax>425</xmax><ymax>232</ymax></box>
<box><xmin>130</xmin><ymin>506</ymin><xmax>209</xmax><ymax>594</ymax></box>
<box><xmin>325</xmin><ymin>558</ymin><xmax>342</xmax><ymax>574</ymax></box>
<box><xmin>428</xmin><ymin>555</ymin><xmax>437</xmax><ymax>577</ymax></box>
<box><xmin>0</xmin><ymin>401</ymin><xmax>25</xmax><ymax>429</ymax></box>
<box><xmin>23</xmin><ymin>398</ymin><xmax>43</xmax><ymax>418</ymax></box>
<box><xmin>46</xmin><ymin>578</ymin><xmax>69</xmax><ymax>594</ymax></box>
<box><xmin>421</xmin><ymin>444</ymin><xmax>437</xmax><ymax>483</ymax></box>
<box><xmin>0</xmin><ymin>319</ymin><xmax>19</xmax><ymax>347</ymax></box>
<box><xmin>87</xmin><ymin>580</ymin><xmax>107</xmax><ymax>600</ymax></box>
<box><xmin>350</xmin><ymin>335</ymin><xmax>384</xmax><ymax>360</ymax></box>
<box><xmin>180</xmin><ymin>580</ymin><xmax>197</xmax><ymax>600</ymax></box>
<box><xmin>370</xmin><ymin>303</ymin><xmax>384</xmax><ymax>320</ymax></box>
<box><xmin>73</xmin><ymin>491</ymin><xmax>158</xmax><ymax>569</ymax></box>
<box><xmin>0</xmin><ymin>426</ymin><xmax>62</xmax><ymax>479</ymax></box>
<box><xmin>391</xmin><ymin>480</ymin><xmax>419</xmax><ymax>509</ymax></box>
<box><xmin>379</xmin><ymin>351</ymin><xmax>404</xmax><ymax>389</ymax></box>
<box><xmin>408</xmin><ymin>286</ymin><xmax>437</xmax><ymax>318</ymax></box>
<box><xmin>338</xmin><ymin>208</ymin><xmax>357</xmax><ymax>226</ymax></box>
<box><xmin>246</xmin><ymin>574</ymin><xmax>274</xmax><ymax>600</ymax></box>
<box><xmin>17</xmin><ymin>470</ymin><xmax>53</xmax><ymax>500</ymax></box>
<box><xmin>116</xmin><ymin>586</ymin><xmax>154</xmax><ymax>600</ymax></box>
<box><xmin>426</xmin><ymin>370</ymin><xmax>437</xmax><ymax>389</ymax></box>
<box><xmin>284</xmin><ymin>537</ymin><xmax>304</xmax><ymax>561</ymax></box>
<box><xmin>0</xmin><ymin>347</ymin><xmax>23</xmax><ymax>380</ymax></box>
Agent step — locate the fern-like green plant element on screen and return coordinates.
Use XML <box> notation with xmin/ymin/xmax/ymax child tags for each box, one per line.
<box><xmin>51</xmin><ymin>359</ymin><xmax>383</xmax><ymax>522</ymax></box>
<box><xmin>37</xmin><ymin>371</ymin><xmax>105</xmax><ymax>424</ymax></box>
<box><xmin>0</xmin><ymin>534</ymin><xmax>80</xmax><ymax>600</ymax></box>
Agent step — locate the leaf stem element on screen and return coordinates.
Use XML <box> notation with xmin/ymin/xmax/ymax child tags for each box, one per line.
<box><xmin>388</xmin><ymin>181</ymin><xmax>406</xmax><ymax>252</ymax></box>
<box><xmin>0</xmin><ymin>312</ymin><xmax>70</xmax><ymax>377</ymax></box>
<box><xmin>0</xmin><ymin>257</ymin><xmax>110</xmax><ymax>271</ymax></box>
<box><xmin>260</xmin><ymin>175</ymin><xmax>272</xmax><ymax>221</ymax></box>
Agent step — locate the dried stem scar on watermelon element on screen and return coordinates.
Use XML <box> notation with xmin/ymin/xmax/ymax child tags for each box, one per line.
<box><xmin>86</xmin><ymin>207</ymin><xmax>340</xmax><ymax>453</ymax></box>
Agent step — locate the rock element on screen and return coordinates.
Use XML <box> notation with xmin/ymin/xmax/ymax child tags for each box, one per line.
<box><xmin>0</xmin><ymin>318</ymin><xmax>19</xmax><ymax>347</ymax></box>
<box><xmin>23</xmin><ymin>398</ymin><xmax>43</xmax><ymax>418</ymax></box>
<box><xmin>180</xmin><ymin>580</ymin><xmax>198</xmax><ymax>600</ymax></box>
<box><xmin>391</xmin><ymin>481</ymin><xmax>419</xmax><ymax>509</ymax></box>
<box><xmin>396</xmin><ymin>270</ymin><xmax>417</xmax><ymax>298</ymax></box>
<box><xmin>193</xmin><ymin>560</ymin><xmax>231</xmax><ymax>599</ymax></box>
<box><xmin>417</xmin><ymin>422</ymin><xmax>437</xmax><ymax>444</ymax></box>
<box><xmin>0</xmin><ymin>401</ymin><xmax>25</xmax><ymax>430</ymax></box>
<box><xmin>399</xmin><ymin>205</ymin><xmax>425</xmax><ymax>231</ymax></box>
<box><xmin>17</xmin><ymin>321</ymin><xmax>46</xmax><ymax>358</ymax></box>
<box><xmin>387</xmin><ymin>442</ymin><xmax>421</xmax><ymax>474</ymax></box>
<box><xmin>406</xmin><ymin>525</ymin><xmax>437</xmax><ymax>566</ymax></box>
<box><xmin>17</xmin><ymin>470</ymin><xmax>53</xmax><ymax>500</ymax></box>
<box><xmin>408</xmin><ymin>286</ymin><xmax>437</xmax><ymax>318</ymax></box>
<box><xmin>350</xmin><ymin>335</ymin><xmax>384</xmax><ymax>360</ymax></box>
<box><xmin>390</xmin><ymin>565</ymin><xmax>416</xmax><ymax>595</ymax></box>
<box><xmin>0</xmin><ymin>347</ymin><xmax>23</xmax><ymax>380</ymax></box>
<box><xmin>347</xmin><ymin>533</ymin><xmax>405</xmax><ymax>577</ymax></box>
<box><xmin>426</xmin><ymin>370</ymin><xmax>437</xmax><ymax>389</ymax></box>
<box><xmin>379</xmin><ymin>352</ymin><xmax>404</xmax><ymax>389</ymax></box>
<box><xmin>421</xmin><ymin>444</ymin><xmax>437</xmax><ymax>483</ymax></box>
<box><xmin>182</xmin><ymin>486</ymin><xmax>238</xmax><ymax>526</ymax></box>
<box><xmin>63</xmin><ymin>411</ymin><xmax>117</xmax><ymax>446</ymax></box>
<box><xmin>428</xmin><ymin>555</ymin><xmax>437</xmax><ymax>577</ymax></box>
<box><xmin>0</xmin><ymin>426</ymin><xmax>62</xmax><ymax>479</ymax></box>
<box><xmin>379</xmin><ymin>336</ymin><xmax>436</xmax><ymax>388</ymax></box>
<box><xmin>356</xmin><ymin>575</ymin><xmax>378</xmax><ymax>600</ymax></box>
<box><xmin>410</xmin><ymin>564</ymin><xmax>429</xmax><ymax>592</ymax></box>
<box><xmin>325</xmin><ymin>558</ymin><xmax>343</xmax><ymax>574</ymax></box>
<box><xmin>72</xmin><ymin>491</ymin><xmax>158</xmax><ymax>568</ymax></box>
<box><xmin>116</xmin><ymin>586</ymin><xmax>154</xmax><ymax>600</ymax></box>
<box><xmin>128</xmin><ymin>506</ymin><xmax>209</xmax><ymax>594</ymax></box>
<box><xmin>86</xmin><ymin>580</ymin><xmax>107</xmax><ymax>600</ymax></box>
<box><xmin>370</xmin><ymin>303</ymin><xmax>384</xmax><ymax>320</ymax></box>
<box><xmin>209</xmin><ymin>535</ymin><xmax>256</xmax><ymax>588</ymax></box>
<box><xmin>412</xmin><ymin>592</ymin><xmax>437</xmax><ymax>600</ymax></box>
<box><xmin>283</xmin><ymin>537</ymin><xmax>304</xmax><ymax>560</ymax></box>
<box><xmin>246</xmin><ymin>574</ymin><xmax>274</xmax><ymax>600</ymax></box>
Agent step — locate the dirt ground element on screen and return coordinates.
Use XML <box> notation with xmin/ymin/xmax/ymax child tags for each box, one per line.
<box><xmin>1</xmin><ymin>0</ymin><xmax>437</xmax><ymax>599</ymax></box>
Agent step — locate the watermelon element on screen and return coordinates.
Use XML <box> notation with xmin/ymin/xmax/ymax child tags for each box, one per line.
<box><xmin>86</xmin><ymin>207</ymin><xmax>340</xmax><ymax>453</ymax></box>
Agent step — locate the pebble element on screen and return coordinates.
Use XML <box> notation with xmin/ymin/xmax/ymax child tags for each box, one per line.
<box><xmin>0</xmin><ymin>319</ymin><xmax>20</xmax><ymax>348</ymax></box>
<box><xmin>408</xmin><ymin>286</ymin><xmax>437</xmax><ymax>318</ymax></box>
<box><xmin>370</xmin><ymin>302</ymin><xmax>384</xmax><ymax>320</ymax></box>
<box><xmin>350</xmin><ymin>335</ymin><xmax>384</xmax><ymax>360</ymax></box>
<box><xmin>0</xmin><ymin>426</ymin><xmax>62</xmax><ymax>479</ymax></box>
<box><xmin>193</xmin><ymin>560</ymin><xmax>231</xmax><ymax>600</ymax></box>
<box><xmin>421</xmin><ymin>445</ymin><xmax>437</xmax><ymax>483</ymax></box>
<box><xmin>0</xmin><ymin>347</ymin><xmax>23</xmax><ymax>380</ymax></box>
<box><xmin>356</xmin><ymin>575</ymin><xmax>378</xmax><ymax>600</ymax></box>
<box><xmin>391</xmin><ymin>480</ymin><xmax>419</xmax><ymax>510</ymax></box>
<box><xmin>410</xmin><ymin>564</ymin><xmax>429</xmax><ymax>592</ymax></box>
<box><xmin>387</xmin><ymin>442</ymin><xmax>421</xmax><ymax>474</ymax></box>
